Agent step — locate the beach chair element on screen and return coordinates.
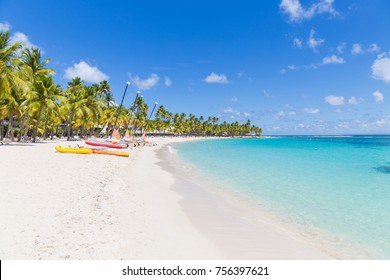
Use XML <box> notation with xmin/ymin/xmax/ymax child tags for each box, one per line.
<box><xmin>0</xmin><ymin>138</ymin><xmax>12</xmax><ymax>145</ymax></box>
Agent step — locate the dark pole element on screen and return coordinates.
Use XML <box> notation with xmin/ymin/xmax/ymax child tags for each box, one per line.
<box><xmin>113</xmin><ymin>81</ymin><xmax>130</xmax><ymax>132</ymax></box>
<box><xmin>143</xmin><ymin>102</ymin><xmax>158</xmax><ymax>134</ymax></box>
<box><xmin>131</xmin><ymin>91</ymin><xmax>141</xmax><ymax>114</ymax></box>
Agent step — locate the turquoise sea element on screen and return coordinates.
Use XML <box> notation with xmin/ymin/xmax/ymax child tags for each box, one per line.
<box><xmin>174</xmin><ymin>136</ymin><xmax>390</xmax><ymax>259</ymax></box>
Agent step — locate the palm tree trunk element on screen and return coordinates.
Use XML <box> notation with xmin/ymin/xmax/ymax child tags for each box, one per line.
<box><xmin>18</xmin><ymin>114</ymin><xmax>27</xmax><ymax>142</ymax></box>
<box><xmin>43</xmin><ymin>112</ymin><xmax>49</xmax><ymax>140</ymax></box>
<box><xmin>32</xmin><ymin>104</ymin><xmax>44</xmax><ymax>143</ymax></box>
<box><xmin>6</xmin><ymin>112</ymin><xmax>14</xmax><ymax>141</ymax></box>
<box><xmin>0</xmin><ymin>118</ymin><xmax>4</xmax><ymax>140</ymax></box>
<box><xmin>50</xmin><ymin>127</ymin><xmax>54</xmax><ymax>140</ymax></box>
<box><xmin>66</xmin><ymin>110</ymin><xmax>74</xmax><ymax>141</ymax></box>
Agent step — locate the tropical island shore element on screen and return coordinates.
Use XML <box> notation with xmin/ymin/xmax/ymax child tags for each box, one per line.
<box><xmin>0</xmin><ymin>137</ymin><xmax>340</xmax><ymax>260</ymax></box>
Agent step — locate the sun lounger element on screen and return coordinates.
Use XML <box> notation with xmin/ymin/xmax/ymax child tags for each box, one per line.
<box><xmin>0</xmin><ymin>138</ymin><xmax>12</xmax><ymax>145</ymax></box>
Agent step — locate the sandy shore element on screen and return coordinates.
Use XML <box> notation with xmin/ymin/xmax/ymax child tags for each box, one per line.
<box><xmin>0</xmin><ymin>137</ymin><xmax>333</xmax><ymax>259</ymax></box>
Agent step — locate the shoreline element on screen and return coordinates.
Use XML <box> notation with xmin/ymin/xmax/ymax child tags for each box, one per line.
<box><xmin>157</xmin><ymin>140</ymin><xmax>336</xmax><ymax>259</ymax></box>
<box><xmin>0</xmin><ymin>137</ymin><xmax>362</xmax><ymax>259</ymax></box>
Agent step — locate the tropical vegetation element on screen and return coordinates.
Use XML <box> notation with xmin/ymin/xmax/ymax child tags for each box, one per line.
<box><xmin>0</xmin><ymin>31</ymin><xmax>262</xmax><ymax>142</ymax></box>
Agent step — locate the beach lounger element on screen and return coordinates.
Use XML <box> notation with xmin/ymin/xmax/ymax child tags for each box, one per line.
<box><xmin>0</xmin><ymin>138</ymin><xmax>12</xmax><ymax>145</ymax></box>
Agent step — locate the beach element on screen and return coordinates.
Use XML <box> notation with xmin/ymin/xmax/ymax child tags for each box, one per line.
<box><xmin>0</xmin><ymin>137</ymin><xmax>333</xmax><ymax>259</ymax></box>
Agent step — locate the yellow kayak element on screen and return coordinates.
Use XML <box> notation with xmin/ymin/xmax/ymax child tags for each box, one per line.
<box><xmin>92</xmin><ymin>149</ymin><xmax>129</xmax><ymax>157</ymax></box>
<box><xmin>55</xmin><ymin>146</ymin><xmax>93</xmax><ymax>154</ymax></box>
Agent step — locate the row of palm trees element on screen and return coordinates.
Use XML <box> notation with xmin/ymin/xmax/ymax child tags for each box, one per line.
<box><xmin>0</xmin><ymin>31</ymin><xmax>262</xmax><ymax>142</ymax></box>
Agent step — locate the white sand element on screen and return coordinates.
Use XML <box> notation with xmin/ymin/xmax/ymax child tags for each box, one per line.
<box><xmin>0</xmin><ymin>137</ymin><xmax>333</xmax><ymax>259</ymax></box>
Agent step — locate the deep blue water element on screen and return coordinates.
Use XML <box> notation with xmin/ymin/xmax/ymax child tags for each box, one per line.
<box><xmin>175</xmin><ymin>136</ymin><xmax>390</xmax><ymax>259</ymax></box>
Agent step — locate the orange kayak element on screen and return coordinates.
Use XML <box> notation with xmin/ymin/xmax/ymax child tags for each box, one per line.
<box><xmin>92</xmin><ymin>149</ymin><xmax>129</xmax><ymax>157</ymax></box>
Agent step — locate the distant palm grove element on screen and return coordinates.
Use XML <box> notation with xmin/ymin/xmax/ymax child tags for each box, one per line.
<box><xmin>0</xmin><ymin>31</ymin><xmax>262</xmax><ymax>142</ymax></box>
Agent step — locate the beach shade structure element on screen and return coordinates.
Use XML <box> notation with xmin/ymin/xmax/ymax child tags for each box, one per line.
<box><xmin>112</xmin><ymin>81</ymin><xmax>131</xmax><ymax>132</ymax></box>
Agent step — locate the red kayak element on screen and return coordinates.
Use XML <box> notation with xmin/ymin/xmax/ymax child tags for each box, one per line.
<box><xmin>85</xmin><ymin>141</ymin><xmax>128</xmax><ymax>149</ymax></box>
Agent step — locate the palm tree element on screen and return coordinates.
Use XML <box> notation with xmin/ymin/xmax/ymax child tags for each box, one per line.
<box><xmin>97</xmin><ymin>80</ymin><xmax>113</xmax><ymax>107</ymax></box>
<box><xmin>62</xmin><ymin>77</ymin><xmax>85</xmax><ymax>140</ymax></box>
<box><xmin>29</xmin><ymin>75</ymin><xmax>63</xmax><ymax>142</ymax></box>
<box><xmin>0</xmin><ymin>31</ymin><xmax>23</xmax><ymax>99</ymax></box>
<box><xmin>0</xmin><ymin>31</ymin><xmax>24</xmax><ymax>140</ymax></box>
<box><xmin>0</xmin><ymin>87</ymin><xmax>24</xmax><ymax>139</ymax></box>
<box><xmin>18</xmin><ymin>47</ymin><xmax>55</xmax><ymax>142</ymax></box>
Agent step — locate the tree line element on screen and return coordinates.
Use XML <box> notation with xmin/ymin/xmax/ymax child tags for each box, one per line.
<box><xmin>0</xmin><ymin>31</ymin><xmax>262</xmax><ymax>142</ymax></box>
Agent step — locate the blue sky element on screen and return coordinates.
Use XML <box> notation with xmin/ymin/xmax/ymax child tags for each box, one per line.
<box><xmin>1</xmin><ymin>0</ymin><xmax>390</xmax><ymax>134</ymax></box>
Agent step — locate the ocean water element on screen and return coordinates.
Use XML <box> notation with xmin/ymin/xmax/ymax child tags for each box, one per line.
<box><xmin>174</xmin><ymin>136</ymin><xmax>390</xmax><ymax>259</ymax></box>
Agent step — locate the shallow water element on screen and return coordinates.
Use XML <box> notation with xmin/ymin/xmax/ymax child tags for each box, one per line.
<box><xmin>174</xmin><ymin>136</ymin><xmax>390</xmax><ymax>259</ymax></box>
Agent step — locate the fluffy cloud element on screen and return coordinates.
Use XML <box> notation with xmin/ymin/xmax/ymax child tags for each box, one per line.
<box><xmin>307</xmin><ymin>28</ymin><xmax>324</xmax><ymax>50</ymax></box>
<box><xmin>336</xmin><ymin>42</ymin><xmax>346</xmax><ymax>54</ymax></box>
<box><xmin>371</xmin><ymin>52</ymin><xmax>390</xmax><ymax>83</ymax></box>
<box><xmin>293</xmin><ymin>37</ymin><xmax>303</xmax><ymax>48</ymax></box>
<box><xmin>279</xmin><ymin>0</ymin><xmax>338</xmax><ymax>22</ymax></box>
<box><xmin>351</xmin><ymin>43</ymin><xmax>363</xmax><ymax>55</ymax></box>
<box><xmin>130</xmin><ymin>73</ymin><xmax>160</xmax><ymax>90</ymax></box>
<box><xmin>373</xmin><ymin>91</ymin><xmax>384</xmax><ymax>103</ymax></box>
<box><xmin>1</xmin><ymin>22</ymin><xmax>43</xmax><ymax>52</ymax></box>
<box><xmin>322</xmin><ymin>55</ymin><xmax>345</xmax><ymax>64</ymax></box>
<box><xmin>0</xmin><ymin>21</ymin><xmax>11</xmax><ymax>32</ymax></box>
<box><xmin>230</xmin><ymin>96</ymin><xmax>238</xmax><ymax>102</ymax></box>
<box><xmin>204</xmin><ymin>72</ymin><xmax>229</xmax><ymax>84</ymax></box>
<box><xmin>348</xmin><ymin>96</ymin><xmax>364</xmax><ymax>105</ymax></box>
<box><xmin>304</xmin><ymin>107</ymin><xmax>320</xmax><ymax>114</ymax></box>
<box><xmin>64</xmin><ymin>61</ymin><xmax>109</xmax><ymax>83</ymax></box>
<box><xmin>368</xmin><ymin>43</ymin><xmax>380</xmax><ymax>53</ymax></box>
<box><xmin>223</xmin><ymin>107</ymin><xmax>240</xmax><ymax>116</ymax></box>
<box><xmin>164</xmin><ymin>76</ymin><xmax>172</xmax><ymax>87</ymax></box>
<box><xmin>325</xmin><ymin>95</ymin><xmax>345</xmax><ymax>105</ymax></box>
<box><xmin>10</xmin><ymin>32</ymin><xmax>42</xmax><ymax>52</ymax></box>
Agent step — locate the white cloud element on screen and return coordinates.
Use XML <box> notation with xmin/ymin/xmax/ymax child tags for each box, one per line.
<box><xmin>230</xmin><ymin>96</ymin><xmax>238</xmax><ymax>102</ymax></box>
<box><xmin>368</xmin><ymin>43</ymin><xmax>380</xmax><ymax>53</ymax></box>
<box><xmin>304</xmin><ymin>107</ymin><xmax>320</xmax><ymax>114</ymax></box>
<box><xmin>64</xmin><ymin>61</ymin><xmax>109</xmax><ymax>83</ymax></box>
<box><xmin>279</xmin><ymin>0</ymin><xmax>338</xmax><ymax>22</ymax></box>
<box><xmin>373</xmin><ymin>90</ymin><xmax>384</xmax><ymax>103</ymax></box>
<box><xmin>10</xmin><ymin>32</ymin><xmax>41</xmax><ymax>51</ymax></box>
<box><xmin>204</xmin><ymin>72</ymin><xmax>229</xmax><ymax>84</ymax></box>
<box><xmin>0</xmin><ymin>23</ymin><xmax>42</xmax><ymax>52</ymax></box>
<box><xmin>243</xmin><ymin>112</ymin><xmax>251</xmax><ymax>117</ymax></box>
<box><xmin>325</xmin><ymin>95</ymin><xmax>345</xmax><ymax>105</ymax></box>
<box><xmin>223</xmin><ymin>107</ymin><xmax>240</xmax><ymax>115</ymax></box>
<box><xmin>336</xmin><ymin>42</ymin><xmax>346</xmax><ymax>54</ymax></box>
<box><xmin>164</xmin><ymin>76</ymin><xmax>172</xmax><ymax>87</ymax></box>
<box><xmin>287</xmin><ymin>65</ymin><xmax>299</xmax><ymax>70</ymax></box>
<box><xmin>372</xmin><ymin>52</ymin><xmax>390</xmax><ymax>83</ymax></box>
<box><xmin>129</xmin><ymin>73</ymin><xmax>160</xmax><ymax>90</ymax></box>
<box><xmin>348</xmin><ymin>96</ymin><xmax>364</xmax><ymax>105</ymax></box>
<box><xmin>288</xmin><ymin>111</ymin><xmax>297</xmax><ymax>115</ymax></box>
<box><xmin>293</xmin><ymin>37</ymin><xmax>303</xmax><ymax>48</ymax></box>
<box><xmin>351</xmin><ymin>43</ymin><xmax>363</xmax><ymax>55</ymax></box>
<box><xmin>307</xmin><ymin>28</ymin><xmax>324</xmax><ymax>50</ymax></box>
<box><xmin>263</xmin><ymin>90</ymin><xmax>275</xmax><ymax>98</ymax></box>
<box><xmin>0</xmin><ymin>21</ymin><xmax>11</xmax><ymax>32</ymax></box>
<box><xmin>322</xmin><ymin>55</ymin><xmax>345</xmax><ymax>64</ymax></box>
